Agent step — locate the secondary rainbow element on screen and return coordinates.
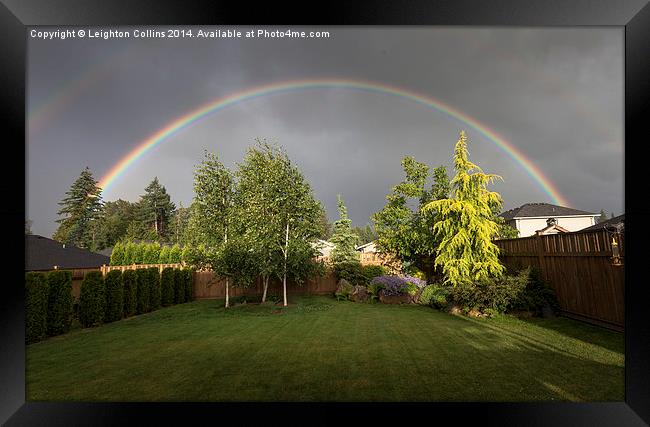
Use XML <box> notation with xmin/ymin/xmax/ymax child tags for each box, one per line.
<box><xmin>98</xmin><ymin>78</ymin><xmax>570</xmax><ymax>206</ymax></box>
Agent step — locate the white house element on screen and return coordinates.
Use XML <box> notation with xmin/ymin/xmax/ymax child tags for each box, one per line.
<box><xmin>499</xmin><ymin>203</ymin><xmax>599</xmax><ymax>238</ymax></box>
<box><xmin>311</xmin><ymin>239</ymin><xmax>335</xmax><ymax>259</ymax></box>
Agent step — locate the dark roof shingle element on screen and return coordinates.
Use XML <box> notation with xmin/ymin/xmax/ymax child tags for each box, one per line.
<box><xmin>500</xmin><ymin>203</ymin><xmax>597</xmax><ymax>220</ymax></box>
<box><xmin>576</xmin><ymin>214</ymin><xmax>625</xmax><ymax>233</ymax></box>
<box><xmin>26</xmin><ymin>235</ymin><xmax>110</xmax><ymax>271</ymax></box>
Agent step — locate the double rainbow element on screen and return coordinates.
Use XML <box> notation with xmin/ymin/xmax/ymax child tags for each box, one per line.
<box><xmin>97</xmin><ymin>78</ymin><xmax>569</xmax><ymax>207</ymax></box>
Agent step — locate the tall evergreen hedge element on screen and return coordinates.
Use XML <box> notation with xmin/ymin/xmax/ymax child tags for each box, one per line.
<box><xmin>148</xmin><ymin>267</ymin><xmax>161</xmax><ymax>310</ymax></box>
<box><xmin>25</xmin><ymin>272</ymin><xmax>49</xmax><ymax>343</ymax></box>
<box><xmin>79</xmin><ymin>271</ymin><xmax>105</xmax><ymax>327</ymax></box>
<box><xmin>135</xmin><ymin>268</ymin><xmax>150</xmax><ymax>314</ymax></box>
<box><xmin>104</xmin><ymin>270</ymin><xmax>124</xmax><ymax>323</ymax></box>
<box><xmin>46</xmin><ymin>270</ymin><xmax>73</xmax><ymax>336</ymax></box>
<box><xmin>122</xmin><ymin>270</ymin><xmax>137</xmax><ymax>317</ymax></box>
<box><xmin>160</xmin><ymin>267</ymin><xmax>175</xmax><ymax>306</ymax></box>
<box><xmin>173</xmin><ymin>268</ymin><xmax>185</xmax><ymax>304</ymax></box>
<box><xmin>183</xmin><ymin>269</ymin><xmax>194</xmax><ymax>302</ymax></box>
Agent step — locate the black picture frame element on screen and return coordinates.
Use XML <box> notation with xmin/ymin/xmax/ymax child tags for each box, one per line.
<box><xmin>3</xmin><ymin>1</ymin><xmax>649</xmax><ymax>425</ymax></box>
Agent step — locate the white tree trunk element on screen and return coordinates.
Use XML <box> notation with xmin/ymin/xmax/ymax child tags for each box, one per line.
<box><xmin>225</xmin><ymin>277</ymin><xmax>229</xmax><ymax>308</ymax></box>
<box><xmin>283</xmin><ymin>222</ymin><xmax>289</xmax><ymax>307</ymax></box>
<box><xmin>262</xmin><ymin>275</ymin><xmax>269</xmax><ymax>303</ymax></box>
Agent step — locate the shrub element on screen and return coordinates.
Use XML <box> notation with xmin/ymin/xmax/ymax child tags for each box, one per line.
<box><xmin>122</xmin><ymin>270</ymin><xmax>137</xmax><ymax>317</ymax></box>
<box><xmin>419</xmin><ymin>284</ymin><xmax>451</xmax><ymax>309</ymax></box>
<box><xmin>79</xmin><ymin>271</ymin><xmax>105</xmax><ymax>327</ymax></box>
<box><xmin>450</xmin><ymin>270</ymin><xmax>529</xmax><ymax>314</ymax></box>
<box><xmin>123</xmin><ymin>241</ymin><xmax>137</xmax><ymax>265</ymax></box>
<box><xmin>133</xmin><ymin>243</ymin><xmax>146</xmax><ymax>265</ymax></box>
<box><xmin>148</xmin><ymin>267</ymin><xmax>161</xmax><ymax>310</ymax></box>
<box><xmin>159</xmin><ymin>246</ymin><xmax>171</xmax><ymax>264</ymax></box>
<box><xmin>170</xmin><ymin>244</ymin><xmax>182</xmax><ymax>263</ymax></box>
<box><xmin>25</xmin><ymin>272</ymin><xmax>49</xmax><ymax>343</ymax></box>
<box><xmin>367</xmin><ymin>281</ymin><xmax>384</xmax><ymax>303</ymax></box>
<box><xmin>160</xmin><ymin>267</ymin><xmax>175</xmax><ymax>306</ymax></box>
<box><xmin>334</xmin><ymin>261</ymin><xmax>364</xmax><ymax>286</ymax></box>
<box><xmin>370</xmin><ymin>275</ymin><xmax>425</xmax><ymax>296</ymax></box>
<box><xmin>508</xmin><ymin>267</ymin><xmax>559</xmax><ymax>314</ymax></box>
<box><xmin>183</xmin><ymin>269</ymin><xmax>194</xmax><ymax>302</ymax></box>
<box><xmin>335</xmin><ymin>279</ymin><xmax>354</xmax><ymax>301</ymax></box>
<box><xmin>46</xmin><ymin>270</ymin><xmax>73</xmax><ymax>336</ymax></box>
<box><xmin>173</xmin><ymin>268</ymin><xmax>185</xmax><ymax>304</ymax></box>
<box><xmin>110</xmin><ymin>241</ymin><xmax>125</xmax><ymax>266</ymax></box>
<box><xmin>135</xmin><ymin>269</ymin><xmax>150</xmax><ymax>314</ymax></box>
<box><xmin>360</xmin><ymin>265</ymin><xmax>386</xmax><ymax>285</ymax></box>
<box><xmin>104</xmin><ymin>270</ymin><xmax>123</xmax><ymax>323</ymax></box>
<box><xmin>143</xmin><ymin>243</ymin><xmax>161</xmax><ymax>265</ymax></box>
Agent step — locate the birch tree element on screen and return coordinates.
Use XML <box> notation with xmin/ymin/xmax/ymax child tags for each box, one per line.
<box><xmin>190</xmin><ymin>150</ymin><xmax>235</xmax><ymax>307</ymax></box>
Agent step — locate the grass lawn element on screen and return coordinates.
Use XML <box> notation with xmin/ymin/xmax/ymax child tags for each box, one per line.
<box><xmin>26</xmin><ymin>295</ymin><xmax>624</xmax><ymax>401</ymax></box>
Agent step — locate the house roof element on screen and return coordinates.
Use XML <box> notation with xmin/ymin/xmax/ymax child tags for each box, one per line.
<box><xmin>355</xmin><ymin>240</ymin><xmax>377</xmax><ymax>251</ymax></box>
<box><xmin>26</xmin><ymin>235</ymin><xmax>110</xmax><ymax>271</ymax></box>
<box><xmin>535</xmin><ymin>223</ymin><xmax>570</xmax><ymax>235</ymax></box>
<box><xmin>576</xmin><ymin>214</ymin><xmax>625</xmax><ymax>233</ymax></box>
<box><xmin>500</xmin><ymin>203</ymin><xmax>597</xmax><ymax>220</ymax></box>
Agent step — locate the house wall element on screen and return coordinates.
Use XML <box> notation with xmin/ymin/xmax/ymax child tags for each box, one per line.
<box><xmin>516</xmin><ymin>216</ymin><xmax>597</xmax><ymax>237</ymax></box>
<box><xmin>357</xmin><ymin>242</ymin><xmax>377</xmax><ymax>253</ymax></box>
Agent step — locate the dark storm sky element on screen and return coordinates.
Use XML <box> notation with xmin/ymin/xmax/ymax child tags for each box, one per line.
<box><xmin>27</xmin><ymin>26</ymin><xmax>623</xmax><ymax>237</ymax></box>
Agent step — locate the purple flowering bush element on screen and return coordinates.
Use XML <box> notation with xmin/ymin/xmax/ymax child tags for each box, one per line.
<box><xmin>370</xmin><ymin>275</ymin><xmax>426</xmax><ymax>296</ymax></box>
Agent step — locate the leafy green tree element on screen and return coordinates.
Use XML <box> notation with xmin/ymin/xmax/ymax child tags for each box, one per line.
<box><xmin>136</xmin><ymin>177</ymin><xmax>176</xmax><ymax>241</ymax></box>
<box><xmin>53</xmin><ymin>167</ymin><xmax>104</xmax><ymax>250</ymax></box>
<box><xmin>235</xmin><ymin>140</ymin><xmax>325</xmax><ymax>306</ymax></box>
<box><xmin>169</xmin><ymin>244</ymin><xmax>182</xmax><ymax>263</ymax></box>
<box><xmin>132</xmin><ymin>242</ymin><xmax>145</xmax><ymax>264</ymax></box>
<box><xmin>189</xmin><ymin>150</ymin><xmax>236</xmax><ymax>307</ymax></box>
<box><xmin>352</xmin><ymin>224</ymin><xmax>377</xmax><ymax>246</ymax></box>
<box><xmin>372</xmin><ymin>158</ymin><xmax>450</xmax><ymax>281</ymax></box>
<box><xmin>422</xmin><ymin>131</ymin><xmax>505</xmax><ymax>286</ymax></box>
<box><xmin>95</xmin><ymin>199</ymin><xmax>138</xmax><ymax>249</ymax></box>
<box><xmin>330</xmin><ymin>195</ymin><xmax>362</xmax><ymax>282</ymax></box>
<box><xmin>79</xmin><ymin>271</ymin><xmax>105</xmax><ymax>327</ymax></box>
<box><xmin>142</xmin><ymin>242</ymin><xmax>161</xmax><ymax>264</ymax></box>
<box><xmin>169</xmin><ymin>203</ymin><xmax>190</xmax><ymax>245</ymax></box>
<box><xmin>123</xmin><ymin>241</ymin><xmax>137</xmax><ymax>265</ymax></box>
<box><xmin>159</xmin><ymin>245</ymin><xmax>171</xmax><ymax>264</ymax></box>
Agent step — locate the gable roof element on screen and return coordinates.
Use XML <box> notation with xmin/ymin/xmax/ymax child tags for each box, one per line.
<box><xmin>356</xmin><ymin>240</ymin><xmax>377</xmax><ymax>251</ymax></box>
<box><xmin>500</xmin><ymin>203</ymin><xmax>597</xmax><ymax>220</ymax></box>
<box><xmin>576</xmin><ymin>214</ymin><xmax>625</xmax><ymax>233</ymax></box>
<box><xmin>535</xmin><ymin>223</ymin><xmax>570</xmax><ymax>235</ymax></box>
<box><xmin>26</xmin><ymin>235</ymin><xmax>110</xmax><ymax>271</ymax></box>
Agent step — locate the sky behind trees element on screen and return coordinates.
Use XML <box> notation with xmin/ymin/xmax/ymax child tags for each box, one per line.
<box><xmin>27</xmin><ymin>26</ymin><xmax>623</xmax><ymax>238</ymax></box>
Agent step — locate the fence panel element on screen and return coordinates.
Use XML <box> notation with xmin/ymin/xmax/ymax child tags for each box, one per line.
<box><xmin>494</xmin><ymin>230</ymin><xmax>624</xmax><ymax>330</ymax></box>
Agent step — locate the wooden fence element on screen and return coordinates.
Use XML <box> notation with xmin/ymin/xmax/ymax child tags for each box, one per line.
<box><xmin>100</xmin><ymin>263</ymin><xmax>183</xmax><ymax>275</ymax></box>
<box><xmin>494</xmin><ymin>229</ymin><xmax>624</xmax><ymax>331</ymax></box>
<box><xmin>192</xmin><ymin>271</ymin><xmax>339</xmax><ymax>299</ymax></box>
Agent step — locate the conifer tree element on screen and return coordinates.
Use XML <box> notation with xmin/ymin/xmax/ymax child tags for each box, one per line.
<box><xmin>330</xmin><ymin>195</ymin><xmax>362</xmax><ymax>281</ymax></box>
<box><xmin>423</xmin><ymin>131</ymin><xmax>505</xmax><ymax>286</ymax></box>
<box><xmin>53</xmin><ymin>167</ymin><xmax>104</xmax><ymax>250</ymax></box>
<box><xmin>137</xmin><ymin>177</ymin><xmax>176</xmax><ymax>241</ymax></box>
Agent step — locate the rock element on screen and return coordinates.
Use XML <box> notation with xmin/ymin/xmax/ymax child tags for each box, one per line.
<box><xmin>351</xmin><ymin>285</ymin><xmax>369</xmax><ymax>303</ymax></box>
<box><xmin>467</xmin><ymin>308</ymin><xmax>482</xmax><ymax>318</ymax></box>
<box><xmin>447</xmin><ymin>304</ymin><xmax>462</xmax><ymax>315</ymax></box>
<box><xmin>379</xmin><ymin>291</ymin><xmax>411</xmax><ymax>304</ymax></box>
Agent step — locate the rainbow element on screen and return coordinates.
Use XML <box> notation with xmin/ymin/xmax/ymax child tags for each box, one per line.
<box><xmin>98</xmin><ymin>78</ymin><xmax>570</xmax><ymax>206</ymax></box>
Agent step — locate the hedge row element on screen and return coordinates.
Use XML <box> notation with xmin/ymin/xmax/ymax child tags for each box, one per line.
<box><xmin>110</xmin><ymin>241</ymin><xmax>185</xmax><ymax>266</ymax></box>
<box><xmin>25</xmin><ymin>268</ymin><xmax>194</xmax><ymax>343</ymax></box>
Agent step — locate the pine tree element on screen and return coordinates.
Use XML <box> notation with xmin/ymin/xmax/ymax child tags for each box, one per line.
<box><xmin>53</xmin><ymin>167</ymin><xmax>104</xmax><ymax>250</ymax></box>
<box><xmin>330</xmin><ymin>195</ymin><xmax>362</xmax><ymax>280</ymax></box>
<box><xmin>423</xmin><ymin>131</ymin><xmax>505</xmax><ymax>286</ymax></box>
<box><xmin>137</xmin><ymin>177</ymin><xmax>176</xmax><ymax>241</ymax></box>
<box><xmin>597</xmin><ymin>209</ymin><xmax>608</xmax><ymax>224</ymax></box>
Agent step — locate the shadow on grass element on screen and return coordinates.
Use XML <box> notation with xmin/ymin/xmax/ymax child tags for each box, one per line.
<box><xmin>517</xmin><ymin>316</ymin><xmax>624</xmax><ymax>354</ymax></box>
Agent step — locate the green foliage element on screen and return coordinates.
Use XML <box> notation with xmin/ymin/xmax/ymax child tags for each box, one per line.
<box><xmin>160</xmin><ymin>267</ymin><xmax>175</xmax><ymax>306</ymax></box>
<box><xmin>110</xmin><ymin>241</ymin><xmax>125</xmax><ymax>266</ymax></box>
<box><xmin>419</xmin><ymin>284</ymin><xmax>451</xmax><ymax>308</ymax></box>
<box><xmin>25</xmin><ymin>272</ymin><xmax>49</xmax><ymax>343</ymax></box>
<box><xmin>123</xmin><ymin>241</ymin><xmax>137</xmax><ymax>265</ymax></box>
<box><xmin>79</xmin><ymin>271</ymin><xmax>105</xmax><ymax>327</ymax></box>
<box><xmin>404</xmin><ymin>281</ymin><xmax>420</xmax><ymax>296</ymax></box>
<box><xmin>46</xmin><ymin>270</ymin><xmax>73</xmax><ymax>336</ymax></box>
<box><xmin>173</xmin><ymin>268</ymin><xmax>186</xmax><ymax>304</ymax></box>
<box><xmin>104</xmin><ymin>270</ymin><xmax>123</xmax><ymax>323</ymax></box>
<box><xmin>450</xmin><ymin>270</ymin><xmax>529</xmax><ymax>314</ymax></box>
<box><xmin>136</xmin><ymin>177</ymin><xmax>176</xmax><ymax>241</ymax></box>
<box><xmin>334</xmin><ymin>279</ymin><xmax>354</xmax><ymax>301</ymax></box>
<box><xmin>360</xmin><ymin>265</ymin><xmax>386</xmax><ymax>285</ymax></box>
<box><xmin>122</xmin><ymin>270</ymin><xmax>137</xmax><ymax>317</ymax></box>
<box><xmin>183</xmin><ymin>269</ymin><xmax>194</xmax><ymax>302</ymax></box>
<box><xmin>352</xmin><ymin>224</ymin><xmax>378</xmax><ymax>246</ymax></box>
<box><xmin>367</xmin><ymin>281</ymin><xmax>384</xmax><ymax>303</ymax></box>
<box><xmin>132</xmin><ymin>242</ymin><xmax>145</xmax><ymax>265</ymax></box>
<box><xmin>52</xmin><ymin>167</ymin><xmax>104</xmax><ymax>251</ymax></box>
<box><xmin>135</xmin><ymin>269</ymin><xmax>150</xmax><ymax>314</ymax></box>
<box><xmin>142</xmin><ymin>242</ymin><xmax>161</xmax><ymax>264</ymax></box>
<box><xmin>159</xmin><ymin>245</ymin><xmax>171</xmax><ymax>264</ymax></box>
<box><xmin>330</xmin><ymin>195</ymin><xmax>362</xmax><ymax>273</ymax></box>
<box><xmin>148</xmin><ymin>267</ymin><xmax>161</xmax><ymax>310</ymax></box>
<box><xmin>372</xmin><ymin>157</ymin><xmax>450</xmax><ymax>281</ymax></box>
<box><xmin>423</xmin><ymin>131</ymin><xmax>505</xmax><ymax>286</ymax></box>
<box><xmin>508</xmin><ymin>267</ymin><xmax>559</xmax><ymax>314</ymax></box>
<box><xmin>169</xmin><ymin>244</ymin><xmax>182</xmax><ymax>263</ymax></box>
